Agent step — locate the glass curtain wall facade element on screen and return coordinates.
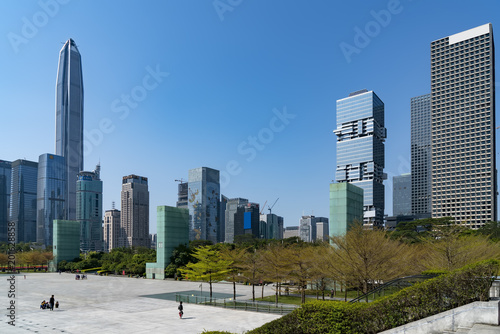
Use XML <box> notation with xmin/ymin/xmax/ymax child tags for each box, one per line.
<box><xmin>0</xmin><ymin>160</ymin><xmax>12</xmax><ymax>243</ymax></box>
<box><xmin>37</xmin><ymin>154</ymin><xmax>66</xmax><ymax>246</ymax></box>
<box><xmin>55</xmin><ymin>38</ymin><xmax>84</xmax><ymax>221</ymax></box>
<box><xmin>10</xmin><ymin>159</ymin><xmax>38</xmax><ymax>243</ymax></box>
<box><xmin>329</xmin><ymin>182</ymin><xmax>364</xmax><ymax>237</ymax></box>
<box><xmin>120</xmin><ymin>175</ymin><xmax>149</xmax><ymax>248</ymax></box>
<box><xmin>187</xmin><ymin>167</ymin><xmax>220</xmax><ymax>243</ymax></box>
<box><xmin>431</xmin><ymin>23</ymin><xmax>497</xmax><ymax>227</ymax></box>
<box><xmin>299</xmin><ymin>215</ymin><xmax>316</xmax><ymax>242</ymax></box>
<box><xmin>393</xmin><ymin>173</ymin><xmax>412</xmax><ymax>216</ymax></box>
<box><xmin>76</xmin><ymin>165</ymin><xmax>103</xmax><ymax>252</ymax></box>
<box><xmin>411</xmin><ymin>94</ymin><xmax>432</xmax><ymax>218</ymax></box>
<box><xmin>334</xmin><ymin>90</ymin><xmax>386</xmax><ymax>227</ymax></box>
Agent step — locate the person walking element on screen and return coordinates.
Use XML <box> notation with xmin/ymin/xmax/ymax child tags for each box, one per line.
<box><xmin>49</xmin><ymin>295</ymin><xmax>55</xmax><ymax>311</ymax></box>
<box><xmin>178</xmin><ymin>301</ymin><xmax>183</xmax><ymax>319</ymax></box>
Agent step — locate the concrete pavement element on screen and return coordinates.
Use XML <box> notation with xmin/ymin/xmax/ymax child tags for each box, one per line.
<box><xmin>0</xmin><ymin>273</ymin><xmax>282</xmax><ymax>334</ymax></box>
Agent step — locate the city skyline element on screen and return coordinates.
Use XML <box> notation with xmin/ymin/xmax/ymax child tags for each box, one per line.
<box><xmin>1</xmin><ymin>1</ymin><xmax>499</xmax><ymax>233</ymax></box>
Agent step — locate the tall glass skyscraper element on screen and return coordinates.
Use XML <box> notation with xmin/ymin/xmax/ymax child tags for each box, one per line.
<box><xmin>10</xmin><ymin>159</ymin><xmax>38</xmax><ymax>243</ymax></box>
<box><xmin>76</xmin><ymin>164</ymin><xmax>103</xmax><ymax>252</ymax></box>
<box><xmin>393</xmin><ymin>173</ymin><xmax>412</xmax><ymax>216</ymax></box>
<box><xmin>0</xmin><ymin>160</ymin><xmax>12</xmax><ymax>243</ymax></box>
<box><xmin>188</xmin><ymin>167</ymin><xmax>220</xmax><ymax>243</ymax></box>
<box><xmin>334</xmin><ymin>89</ymin><xmax>386</xmax><ymax>227</ymax></box>
<box><xmin>411</xmin><ymin>94</ymin><xmax>431</xmax><ymax>218</ymax></box>
<box><xmin>55</xmin><ymin>38</ymin><xmax>84</xmax><ymax>221</ymax></box>
<box><xmin>37</xmin><ymin>154</ymin><xmax>66</xmax><ymax>246</ymax></box>
<box><xmin>431</xmin><ymin>23</ymin><xmax>496</xmax><ymax>227</ymax></box>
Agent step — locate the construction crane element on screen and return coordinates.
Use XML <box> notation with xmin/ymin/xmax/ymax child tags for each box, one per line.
<box><xmin>175</xmin><ymin>178</ymin><xmax>185</xmax><ymax>184</ymax></box>
<box><xmin>268</xmin><ymin>198</ymin><xmax>279</xmax><ymax>215</ymax></box>
<box><xmin>259</xmin><ymin>200</ymin><xmax>268</xmax><ymax>215</ymax></box>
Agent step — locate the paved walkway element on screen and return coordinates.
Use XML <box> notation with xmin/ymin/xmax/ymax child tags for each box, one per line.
<box><xmin>0</xmin><ymin>273</ymin><xmax>282</xmax><ymax>334</ymax></box>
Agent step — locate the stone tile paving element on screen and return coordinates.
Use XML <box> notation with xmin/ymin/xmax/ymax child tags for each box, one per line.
<box><xmin>0</xmin><ymin>273</ymin><xmax>282</xmax><ymax>334</ymax></box>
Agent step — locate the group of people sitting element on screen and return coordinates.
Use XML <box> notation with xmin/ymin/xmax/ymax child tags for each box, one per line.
<box><xmin>40</xmin><ymin>300</ymin><xmax>59</xmax><ymax>310</ymax></box>
<box><xmin>75</xmin><ymin>274</ymin><xmax>87</xmax><ymax>280</ymax></box>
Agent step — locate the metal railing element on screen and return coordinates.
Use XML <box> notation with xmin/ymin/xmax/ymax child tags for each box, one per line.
<box><xmin>175</xmin><ymin>293</ymin><xmax>299</xmax><ymax>315</ymax></box>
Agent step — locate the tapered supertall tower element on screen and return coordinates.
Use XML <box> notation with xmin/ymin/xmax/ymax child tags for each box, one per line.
<box><xmin>55</xmin><ymin>38</ymin><xmax>84</xmax><ymax>220</ymax></box>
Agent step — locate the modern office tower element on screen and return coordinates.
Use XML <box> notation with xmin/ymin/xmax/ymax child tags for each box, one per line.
<box><xmin>315</xmin><ymin>217</ymin><xmax>329</xmax><ymax>242</ymax></box>
<box><xmin>277</xmin><ymin>216</ymin><xmax>284</xmax><ymax>239</ymax></box>
<box><xmin>146</xmin><ymin>206</ymin><xmax>189</xmax><ymax>279</ymax></box>
<box><xmin>103</xmin><ymin>208</ymin><xmax>120</xmax><ymax>252</ymax></box>
<box><xmin>299</xmin><ymin>215</ymin><xmax>316</xmax><ymax>242</ymax></box>
<box><xmin>10</xmin><ymin>159</ymin><xmax>38</xmax><ymax>243</ymax></box>
<box><xmin>120</xmin><ymin>175</ymin><xmax>149</xmax><ymax>248</ymax></box>
<box><xmin>329</xmin><ymin>183</ymin><xmax>364</xmax><ymax>237</ymax></box>
<box><xmin>334</xmin><ymin>89</ymin><xmax>386</xmax><ymax>228</ymax></box>
<box><xmin>51</xmin><ymin>220</ymin><xmax>80</xmax><ymax>271</ymax></box>
<box><xmin>261</xmin><ymin>213</ymin><xmax>281</xmax><ymax>240</ymax></box>
<box><xmin>176</xmin><ymin>181</ymin><xmax>188</xmax><ymax>209</ymax></box>
<box><xmin>0</xmin><ymin>160</ymin><xmax>12</xmax><ymax>243</ymax></box>
<box><xmin>431</xmin><ymin>23</ymin><xmax>496</xmax><ymax>227</ymax></box>
<box><xmin>76</xmin><ymin>164</ymin><xmax>103</xmax><ymax>252</ymax></box>
<box><xmin>55</xmin><ymin>38</ymin><xmax>84</xmax><ymax>221</ymax></box>
<box><xmin>411</xmin><ymin>94</ymin><xmax>432</xmax><ymax>218</ymax></box>
<box><xmin>37</xmin><ymin>154</ymin><xmax>66</xmax><ymax>246</ymax></box>
<box><xmin>393</xmin><ymin>174</ymin><xmax>412</xmax><ymax>216</ymax></box>
<box><xmin>219</xmin><ymin>195</ymin><xmax>228</xmax><ymax>242</ymax></box>
<box><xmin>283</xmin><ymin>226</ymin><xmax>299</xmax><ymax>239</ymax></box>
<box><xmin>225</xmin><ymin>198</ymin><xmax>248</xmax><ymax>243</ymax></box>
<box><xmin>244</xmin><ymin>202</ymin><xmax>261</xmax><ymax>238</ymax></box>
<box><xmin>187</xmin><ymin>167</ymin><xmax>220</xmax><ymax>243</ymax></box>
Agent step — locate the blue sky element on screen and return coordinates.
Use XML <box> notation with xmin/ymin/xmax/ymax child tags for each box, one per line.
<box><xmin>1</xmin><ymin>0</ymin><xmax>499</xmax><ymax>233</ymax></box>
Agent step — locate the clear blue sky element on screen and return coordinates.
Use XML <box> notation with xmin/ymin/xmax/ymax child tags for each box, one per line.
<box><xmin>1</xmin><ymin>0</ymin><xmax>499</xmax><ymax>233</ymax></box>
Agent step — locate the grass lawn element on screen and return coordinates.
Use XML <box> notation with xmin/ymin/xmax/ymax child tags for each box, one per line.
<box><xmin>255</xmin><ymin>295</ymin><xmax>317</xmax><ymax>305</ymax></box>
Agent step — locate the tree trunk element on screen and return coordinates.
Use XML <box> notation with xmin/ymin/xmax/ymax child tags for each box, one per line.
<box><xmin>344</xmin><ymin>285</ymin><xmax>347</xmax><ymax>302</ymax></box>
<box><xmin>275</xmin><ymin>281</ymin><xmax>279</xmax><ymax>305</ymax></box>
<box><xmin>209</xmin><ymin>281</ymin><xmax>213</xmax><ymax>300</ymax></box>
<box><xmin>252</xmin><ymin>283</ymin><xmax>255</xmax><ymax>301</ymax></box>
<box><xmin>261</xmin><ymin>283</ymin><xmax>264</xmax><ymax>299</ymax></box>
<box><xmin>233</xmin><ymin>281</ymin><xmax>236</xmax><ymax>300</ymax></box>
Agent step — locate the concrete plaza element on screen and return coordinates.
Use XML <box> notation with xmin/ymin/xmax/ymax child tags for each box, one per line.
<box><xmin>0</xmin><ymin>273</ymin><xmax>282</xmax><ymax>334</ymax></box>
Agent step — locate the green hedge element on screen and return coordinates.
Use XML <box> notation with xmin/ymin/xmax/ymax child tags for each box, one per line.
<box><xmin>248</xmin><ymin>260</ymin><xmax>499</xmax><ymax>334</ymax></box>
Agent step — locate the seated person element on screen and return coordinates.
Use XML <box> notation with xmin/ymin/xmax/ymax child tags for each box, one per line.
<box><xmin>55</xmin><ymin>301</ymin><xmax>59</xmax><ymax>309</ymax></box>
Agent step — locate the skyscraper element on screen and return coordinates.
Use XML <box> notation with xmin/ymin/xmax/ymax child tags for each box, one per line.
<box><xmin>120</xmin><ymin>175</ymin><xmax>149</xmax><ymax>248</ymax></box>
<box><xmin>55</xmin><ymin>38</ymin><xmax>84</xmax><ymax>221</ymax></box>
<box><xmin>76</xmin><ymin>164</ymin><xmax>103</xmax><ymax>252</ymax></box>
<box><xmin>37</xmin><ymin>154</ymin><xmax>66</xmax><ymax>246</ymax></box>
<box><xmin>103</xmin><ymin>207</ymin><xmax>120</xmax><ymax>252</ymax></box>
<box><xmin>431</xmin><ymin>23</ymin><xmax>496</xmax><ymax>227</ymax></box>
<box><xmin>393</xmin><ymin>173</ymin><xmax>412</xmax><ymax>216</ymax></box>
<box><xmin>411</xmin><ymin>94</ymin><xmax>432</xmax><ymax>218</ymax></box>
<box><xmin>10</xmin><ymin>159</ymin><xmax>38</xmax><ymax>243</ymax></box>
<box><xmin>187</xmin><ymin>167</ymin><xmax>220</xmax><ymax>243</ymax></box>
<box><xmin>299</xmin><ymin>215</ymin><xmax>316</xmax><ymax>242</ymax></box>
<box><xmin>334</xmin><ymin>89</ymin><xmax>386</xmax><ymax>227</ymax></box>
<box><xmin>225</xmin><ymin>197</ymin><xmax>248</xmax><ymax>243</ymax></box>
<box><xmin>0</xmin><ymin>160</ymin><xmax>12</xmax><ymax>243</ymax></box>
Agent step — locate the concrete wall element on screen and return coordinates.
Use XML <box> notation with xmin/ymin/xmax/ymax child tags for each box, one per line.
<box><xmin>379</xmin><ymin>300</ymin><xmax>500</xmax><ymax>334</ymax></box>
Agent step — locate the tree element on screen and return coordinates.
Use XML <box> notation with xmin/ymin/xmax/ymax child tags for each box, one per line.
<box><xmin>422</xmin><ymin>224</ymin><xmax>500</xmax><ymax>271</ymax></box>
<box><xmin>330</xmin><ymin>222</ymin><xmax>419</xmax><ymax>295</ymax></box>
<box><xmin>260</xmin><ymin>243</ymin><xmax>291</xmax><ymax>305</ymax></box>
<box><xmin>220</xmin><ymin>245</ymin><xmax>247</xmax><ymax>300</ymax></box>
<box><xmin>180</xmin><ymin>245</ymin><xmax>232</xmax><ymax>299</ymax></box>
<box><xmin>238</xmin><ymin>247</ymin><xmax>265</xmax><ymax>301</ymax></box>
<box><xmin>287</xmin><ymin>244</ymin><xmax>316</xmax><ymax>303</ymax></box>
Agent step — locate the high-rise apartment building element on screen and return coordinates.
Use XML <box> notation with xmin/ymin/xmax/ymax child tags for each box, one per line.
<box><xmin>393</xmin><ymin>173</ymin><xmax>412</xmax><ymax>216</ymax></box>
<box><xmin>37</xmin><ymin>154</ymin><xmax>66</xmax><ymax>246</ymax></box>
<box><xmin>76</xmin><ymin>165</ymin><xmax>103</xmax><ymax>252</ymax></box>
<box><xmin>187</xmin><ymin>167</ymin><xmax>220</xmax><ymax>243</ymax></box>
<box><xmin>431</xmin><ymin>23</ymin><xmax>496</xmax><ymax>227</ymax></box>
<box><xmin>411</xmin><ymin>94</ymin><xmax>432</xmax><ymax>218</ymax></box>
<box><xmin>10</xmin><ymin>159</ymin><xmax>38</xmax><ymax>243</ymax></box>
<box><xmin>55</xmin><ymin>38</ymin><xmax>84</xmax><ymax>221</ymax></box>
<box><xmin>103</xmin><ymin>208</ymin><xmax>120</xmax><ymax>252</ymax></box>
<box><xmin>334</xmin><ymin>89</ymin><xmax>386</xmax><ymax>227</ymax></box>
<box><xmin>120</xmin><ymin>175</ymin><xmax>149</xmax><ymax>248</ymax></box>
<box><xmin>0</xmin><ymin>160</ymin><xmax>12</xmax><ymax>243</ymax></box>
